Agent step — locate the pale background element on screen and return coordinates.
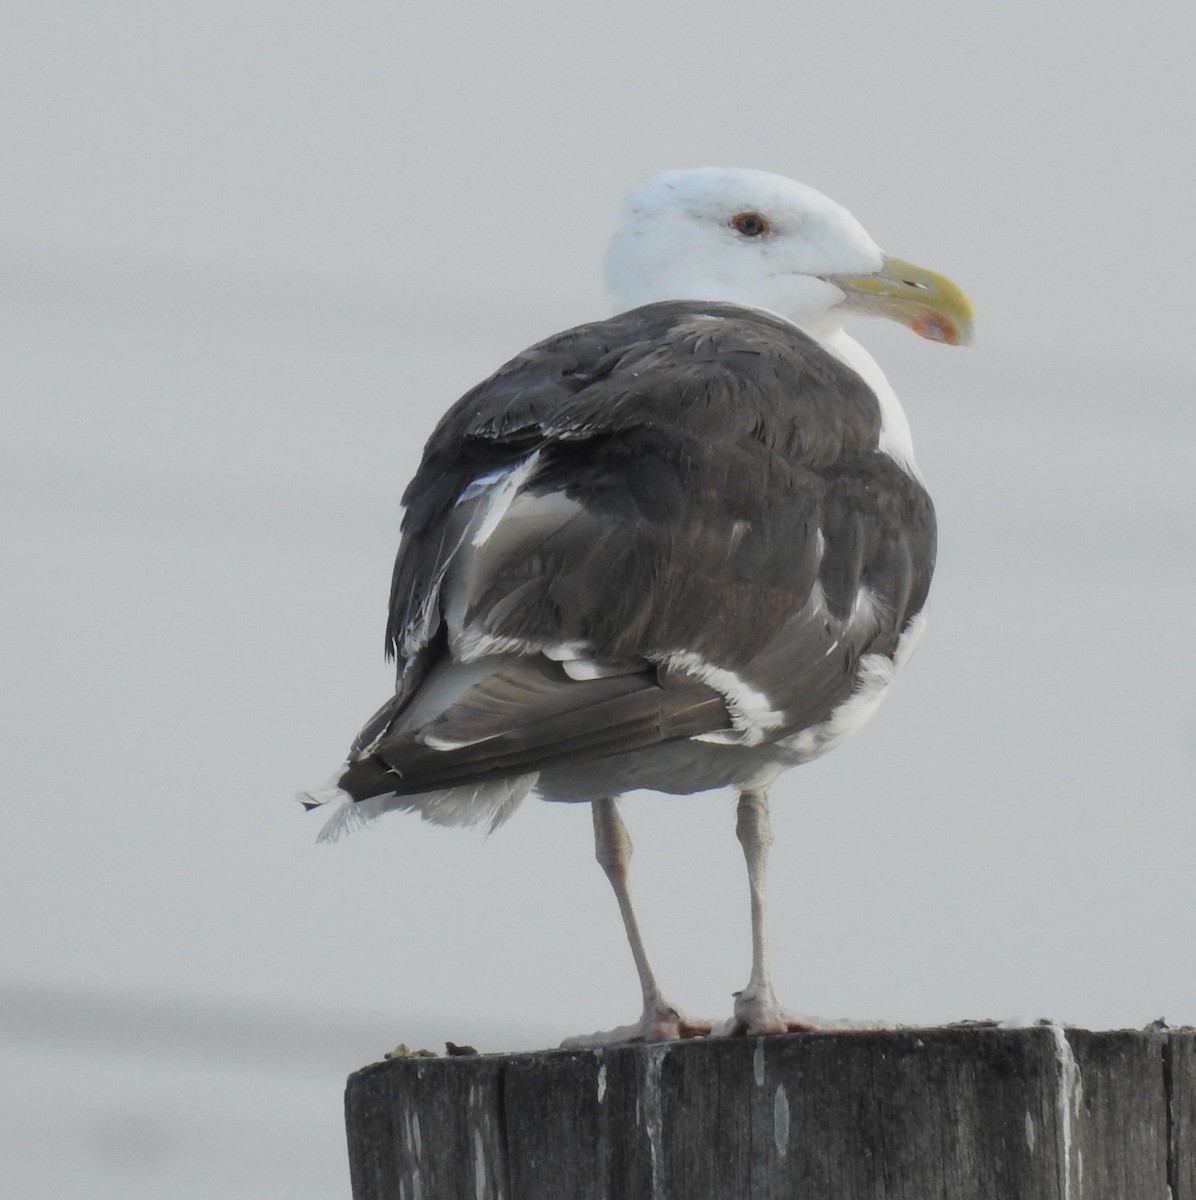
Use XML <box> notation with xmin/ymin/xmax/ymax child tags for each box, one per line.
<box><xmin>3</xmin><ymin>1</ymin><xmax>1194</xmax><ymax>1195</ymax></box>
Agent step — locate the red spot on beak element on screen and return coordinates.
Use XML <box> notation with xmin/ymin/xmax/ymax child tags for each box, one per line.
<box><xmin>911</xmin><ymin>312</ymin><xmax>957</xmax><ymax>344</ymax></box>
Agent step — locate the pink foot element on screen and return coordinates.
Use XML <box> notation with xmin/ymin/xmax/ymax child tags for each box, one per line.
<box><xmin>561</xmin><ymin>1001</ymin><xmax>713</xmax><ymax>1047</ymax></box>
<box><xmin>722</xmin><ymin>984</ymin><xmax>894</xmax><ymax>1037</ymax></box>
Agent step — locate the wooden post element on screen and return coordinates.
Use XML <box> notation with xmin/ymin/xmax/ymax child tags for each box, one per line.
<box><xmin>344</xmin><ymin>1025</ymin><xmax>1194</xmax><ymax>1199</ymax></box>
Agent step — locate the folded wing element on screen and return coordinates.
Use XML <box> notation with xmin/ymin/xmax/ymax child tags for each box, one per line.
<box><xmin>340</xmin><ymin>301</ymin><xmax>934</xmax><ymax>807</ymax></box>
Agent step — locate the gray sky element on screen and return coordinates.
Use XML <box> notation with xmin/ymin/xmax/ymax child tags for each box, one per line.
<box><xmin>3</xmin><ymin>1</ymin><xmax>1194</xmax><ymax>1195</ymax></box>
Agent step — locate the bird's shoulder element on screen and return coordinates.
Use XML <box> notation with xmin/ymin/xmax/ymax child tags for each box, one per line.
<box><xmin>400</xmin><ymin>301</ymin><xmax>883</xmax><ymax>553</ymax></box>
<box><xmin>385</xmin><ymin>300</ymin><xmax>928</xmax><ymax>675</ymax></box>
<box><xmin>416</xmin><ymin>300</ymin><xmax>879</xmax><ymax>474</ymax></box>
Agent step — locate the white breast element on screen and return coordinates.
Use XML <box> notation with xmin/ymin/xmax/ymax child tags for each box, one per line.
<box><xmin>821</xmin><ymin>329</ymin><xmax>923</xmax><ymax>482</ymax></box>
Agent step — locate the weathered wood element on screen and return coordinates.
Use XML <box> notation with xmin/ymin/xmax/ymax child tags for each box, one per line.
<box><xmin>345</xmin><ymin>1025</ymin><xmax>1195</xmax><ymax>1199</ymax></box>
<box><xmin>1172</xmin><ymin>1033</ymin><xmax>1196</xmax><ymax>1198</ymax></box>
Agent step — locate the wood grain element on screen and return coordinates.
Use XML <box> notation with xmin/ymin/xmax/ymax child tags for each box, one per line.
<box><xmin>344</xmin><ymin>1026</ymin><xmax>1195</xmax><ymax>1199</ymax></box>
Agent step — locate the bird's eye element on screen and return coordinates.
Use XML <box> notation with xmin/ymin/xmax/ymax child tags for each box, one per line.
<box><xmin>731</xmin><ymin>211</ymin><xmax>770</xmax><ymax>237</ymax></box>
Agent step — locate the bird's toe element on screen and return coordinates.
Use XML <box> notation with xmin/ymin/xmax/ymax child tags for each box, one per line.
<box><xmin>561</xmin><ymin>1001</ymin><xmax>712</xmax><ymax>1047</ymax></box>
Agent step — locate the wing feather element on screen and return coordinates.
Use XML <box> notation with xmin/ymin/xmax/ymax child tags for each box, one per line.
<box><xmin>343</xmin><ymin>300</ymin><xmax>934</xmax><ymax>805</ymax></box>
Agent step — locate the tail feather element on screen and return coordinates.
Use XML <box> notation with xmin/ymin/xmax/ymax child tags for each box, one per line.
<box><xmin>296</xmin><ymin>771</ymin><xmax>537</xmax><ymax>841</ymax></box>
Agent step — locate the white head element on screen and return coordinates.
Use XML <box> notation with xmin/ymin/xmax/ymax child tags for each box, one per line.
<box><xmin>606</xmin><ymin>167</ymin><xmax>972</xmax><ymax>345</ymax></box>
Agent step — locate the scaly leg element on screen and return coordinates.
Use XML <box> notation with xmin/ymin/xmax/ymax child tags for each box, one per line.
<box><xmin>728</xmin><ymin>787</ymin><xmax>827</xmax><ymax>1035</ymax></box>
<box><xmin>561</xmin><ymin>797</ymin><xmax>711</xmax><ymax>1046</ymax></box>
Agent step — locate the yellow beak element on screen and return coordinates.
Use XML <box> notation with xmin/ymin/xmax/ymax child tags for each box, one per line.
<box><xmin>826</xmin><ymin>256</ymin><xmax>974</xmax><ymax>346</ymax></box>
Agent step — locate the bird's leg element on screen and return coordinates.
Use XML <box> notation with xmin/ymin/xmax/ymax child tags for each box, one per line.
<box><xmin>560</xmin><ymin>797</ymin><xmax>711</xmax><ymax>1047</ymax></box>
<box><xmin>728</xmin><ymin>787</ymin><xmax>824</xmax><ymax>1035</ymax></box>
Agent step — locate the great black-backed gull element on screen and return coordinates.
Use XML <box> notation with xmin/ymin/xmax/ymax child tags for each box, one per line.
<box><xmin>303</xmin><ymin>167</ymin><xmax>972</xmax><ymax>1043</ymax></box>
